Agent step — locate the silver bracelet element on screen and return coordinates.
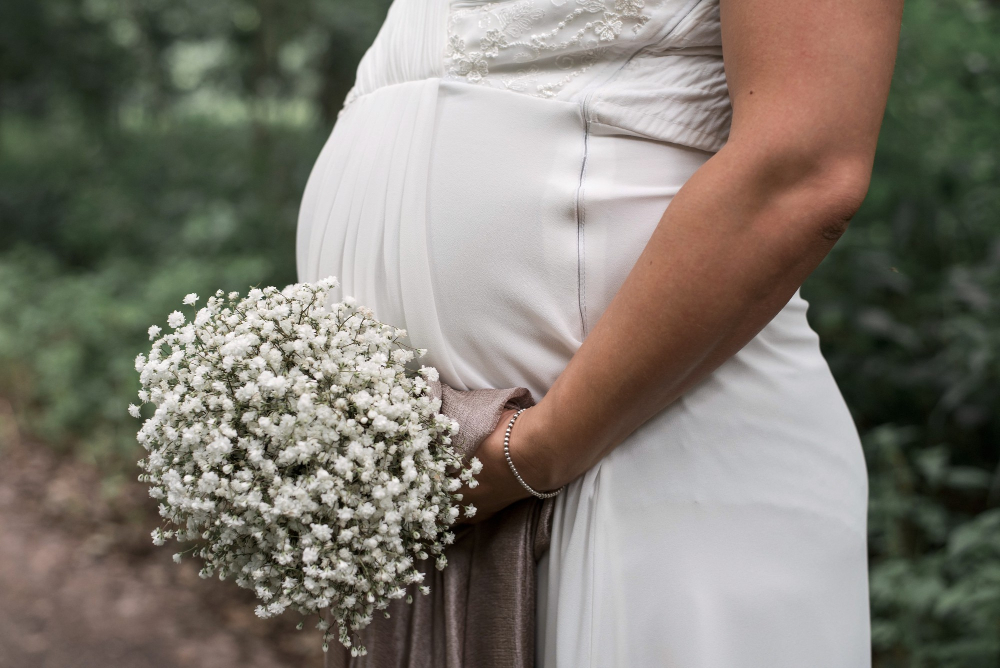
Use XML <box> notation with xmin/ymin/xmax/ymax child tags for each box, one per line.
<box><xmin>504</xmin><ymin>408</ymin><xmax>565</xmax><ymax>500</ymax></box>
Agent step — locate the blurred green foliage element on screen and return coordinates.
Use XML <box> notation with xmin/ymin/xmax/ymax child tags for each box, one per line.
<box><xmin>0</xmin><ymin>0</ymin><xmax>998</xmax><ymax>665</ymax></box>
<box><xmin>0</xmin><ymin>0</ymin><xmax>393</xmax><ymax>468</ymax></box>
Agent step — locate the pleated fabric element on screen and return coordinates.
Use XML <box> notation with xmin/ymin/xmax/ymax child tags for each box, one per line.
<box><xmin>342</xmin><ymin>0</ymin><xmax>449</xmax><ymax>109</ymax></box>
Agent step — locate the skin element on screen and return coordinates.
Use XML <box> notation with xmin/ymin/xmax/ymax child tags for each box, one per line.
<box><xmin>459</xmin><ymin>0</ymin><xmax>905</xmax><ymax>523</ymax></box>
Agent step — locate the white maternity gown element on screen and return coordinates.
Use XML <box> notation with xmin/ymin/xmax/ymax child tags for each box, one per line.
<box><xmin>296</xmin><ymin>0</ymin><xmax>872</xmax><ymax>666</ymax></box>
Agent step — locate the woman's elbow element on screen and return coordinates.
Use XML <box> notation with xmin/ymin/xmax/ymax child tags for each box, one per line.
<box><xmin>726</xmin><ymin>136</ymin><xmax>875</xmax><ymax>243</ymax></box>
<box><xmin>806</xmin><ymin>157</ymin><xmax>872</xmax><ymax>241</ymax></box>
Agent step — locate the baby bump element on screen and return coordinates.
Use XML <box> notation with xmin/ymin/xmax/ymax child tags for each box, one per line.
<box><xmin>297</xmin><ymin>80</ymin><xmax>585</xmax><ymax>396</ymax></box>
<box><xmin>297</xmin><ymin>79</ymin><xmax>715</xmax><ymax>399</ymax></box>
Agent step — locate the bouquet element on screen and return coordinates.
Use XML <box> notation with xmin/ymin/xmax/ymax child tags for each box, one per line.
<box><xmin>130</xmin><ymin>278</ymin><xmax>482</xmax><ymax>655</ymax></box>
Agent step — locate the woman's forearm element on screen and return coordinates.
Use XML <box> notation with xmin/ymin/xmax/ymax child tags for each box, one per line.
<box><xmin>514</xmin><ymin>142</ymin><xmax>871</xmax><ymax>491</ymax></box>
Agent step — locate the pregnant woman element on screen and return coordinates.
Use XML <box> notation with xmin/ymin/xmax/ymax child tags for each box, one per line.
<box><xmin>297</xmin><ymin>0</ymin><xmax>903</xmax><ymax>665</ymax></box>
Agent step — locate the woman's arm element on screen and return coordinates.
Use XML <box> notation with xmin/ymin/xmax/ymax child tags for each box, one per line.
<box><xmin>461</xmin><ymin>0</ymin><xmax>904</xmax><ymax>519</ymax></box>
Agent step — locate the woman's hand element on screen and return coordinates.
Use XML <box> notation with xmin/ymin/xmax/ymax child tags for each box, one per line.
<box><xmin>454</xmin><ymin>406</ymin><xmax>552</xmax><ymax>525</ymax></box>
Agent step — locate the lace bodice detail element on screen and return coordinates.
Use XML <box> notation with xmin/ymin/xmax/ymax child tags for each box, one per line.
<box><xmin>444</xmin><ymin>0</ymin><xmax>655</xmax><ymax>98</ymax></box>
<box><xmin>341</xmin><ymin>0</ymin><xmax>732</xmax><ymax>152</ymax></box>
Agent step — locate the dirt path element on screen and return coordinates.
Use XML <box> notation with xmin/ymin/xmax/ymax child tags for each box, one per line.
<box><xmin>0</xmin><ymin>409</ymin><xmax>325</xmax><ymax>668</ymax></box>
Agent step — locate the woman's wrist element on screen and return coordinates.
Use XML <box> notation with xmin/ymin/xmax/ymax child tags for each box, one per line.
<box><xmin>506</xmin><ymin>403</ymin><xmax>565</xmax><ymax>492</ymax></box>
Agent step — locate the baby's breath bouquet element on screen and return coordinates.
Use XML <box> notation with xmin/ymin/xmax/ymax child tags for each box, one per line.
<box><xmin>130</xmin><ymin>278</ymin><xmax>481</xmax><ymax>655</ymax></box>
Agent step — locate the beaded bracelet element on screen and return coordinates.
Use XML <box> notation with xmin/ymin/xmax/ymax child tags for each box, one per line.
<box><xmin>504</xmin><ymin>408</ymin><xmax>565</xmax><ymax>500</ymax></box>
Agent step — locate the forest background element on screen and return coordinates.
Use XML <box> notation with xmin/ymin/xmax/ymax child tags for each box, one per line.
<box><xmin>1</xmin><ymin>0</ymin><xmax>998</xmax><ymax>666</ymax></box>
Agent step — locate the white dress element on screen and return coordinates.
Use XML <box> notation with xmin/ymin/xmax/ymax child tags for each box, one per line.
<box><xmin>296</xmin><ymin>1</ymin><xmax>872</xmax><ymax>666</ymax></box>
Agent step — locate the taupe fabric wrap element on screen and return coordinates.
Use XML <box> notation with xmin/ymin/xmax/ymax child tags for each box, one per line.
<box><xmin>325</xmin><ymin>381</ymin><xmax>555</xmax><ymax>668</ymax></box>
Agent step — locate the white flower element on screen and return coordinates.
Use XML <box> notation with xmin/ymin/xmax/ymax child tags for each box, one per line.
<box><xmin>445</xmin><ymin>34</ymin><xmax>466</xmax><ymax>61</ymax></box>
<box><xmin>479</xmin><ymin>29</ymin><xmax>509</xmax><ymax>58</ymax></box>
<box><xmin>128</xmin><ymin>404</ymin><xmax>141</xmax><ymax>418</ymax></box>
<box><xmin>310</xmin><ymin>523</ymin><xmax>333</xmax><ymax>543</ymax></box>
<box><xmin>177</xmin><ymin>325</ymin><xmax>196</xmax><ymax>345</ymax></box>
<box><xmin>451</xmin><ymin>52</ymin><xmax>489</xmax><ymax>83</ymax></box>
<box><xmin>134</xmin><ymin>279</ymin><xmax>477</xmax><ymax>655</ymax></box>
<box><xmin>182</xmin><ymin>293</ymin><xmax>199</xmax><ymax>306</ymax></box>
<box><xmin>593</xmin><ymin>12</ymin><xmax>623</xmax><ymax>41</ymax></box>
<box><xmin>167</xmin><ymin>311</ymin><xmax>186</xmax><ymax>328</ymax></box>
<box><xmin>148</xmin><ymin>325</ymin><xmax>162</xmax><ymax>340</ymax></box>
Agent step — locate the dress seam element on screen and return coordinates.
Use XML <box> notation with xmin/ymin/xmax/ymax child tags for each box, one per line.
<box><xmin>576</xmin><ymin>106</ymin><xmax>591</xmax><ymax>340</ymax></box>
